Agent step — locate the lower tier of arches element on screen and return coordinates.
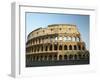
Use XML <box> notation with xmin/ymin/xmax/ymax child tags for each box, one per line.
<box><xmin>26</xmin><ymin>51</ymin><xmax>89</xmax><ymax>67</ymax></box>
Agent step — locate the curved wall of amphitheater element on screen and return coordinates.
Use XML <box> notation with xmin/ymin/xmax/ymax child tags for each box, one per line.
<box><xmin>26</xmin><ymin>24</ymin><xmax>89</xmax><ymax>63</ymax></box>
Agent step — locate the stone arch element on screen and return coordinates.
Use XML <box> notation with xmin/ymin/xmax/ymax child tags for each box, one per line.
<box><xmin>64</xmin><ymin>36</ymin><xmax>67</xmax><ymax>41</ymax></box>
<box><xmin>69</xmin><ymin>45</ymin><xmax>72</xmax><ymax>50</ymax></box>
<box><xmin>37</xmin><ymin>46</ymin><xmax>39</xmax><ymax>52</ymax></box>
<box><xmin>74</xmin><ymin>45</ymin><xmax>77</xmax><ymax>50</ymax></box>
<box><xmin>54</xmin><ymin>55</ymin><xmax>57</xmax><ymax>60</ymax></box>
<box><xmin>32</xmin><ymin>47</ymin><xmax>33</xmax><ymax>52</ymax></box>
<box><xmin>41</xmin><ymin>45</ymin><xmax>43</xmax><ymax>51</ymax></box>
<box><xmin>36</xmin><ymin>56</ymin><xmax>39</xmax><ymax>61</ymax></box>
<box><xmin>44</xmin><ymin>56</ymin><xmax>47</xmax><ymax>61</ymax></box>
<box><xmin>76</xmin><ymin>37</ymin><xmax>80</xmax><ymax>41</ymax></box>
<box><xmin>59</xmin><ymin>55</ymin><xmax>62</xmax><ymax>60</ymax></box>
<box><xmin>32</xmin><ymin>56</ymin><xmax>35</xmax><ymax>61</ymax></box>
<box><xmin>72</xmin><ymin>37</ymin><xmax>76</xmax><ymax>41</ymax></box>
<box><xmin>45</xmin><ymin>45</ymin><xmax>48</xmax><ymax>51</ymax></box>
<box><xmin>30</xmin><ymin>55</ymin><xmax>32</xmax><ymax>62</ymax></box>
<box><xmin>78</xmin><ymin>45</ymin><xmax>81</xmax><ymax>50</ymax></box>
<box><xmin>40</xmin><ymin>55</ymin><xmax>43</xmax><ymax>61</ymax></box>
<box><xmin>64</xmin><ymin>45</ymin><xmax>67</xmax><ymax>50</ymax></box>
<box><xmin>68</xmin><ymin>36</ymin><xmax>71</xmax><ymax>41</ymax></box>
<box><xmin>42</xmin><ymin>38</ymin><xmax>44</xmax><ymax>43</ymax></box>
<box><xmin>82</xmin><ymin>46</ymin><xmax>85</xmax><ymax>50</ymax></box>
<box><xmin>34</xmin><ymin>46</ymin><xmax>36</xmax><ymax>52</ymax></box>
<box><xmin>64</xmin><ymin>55</ymin><xmax>67</xmax><ymax>60</ymax></box>
<box><xmin>74</xmin><ymin>54</ymin><xmax>77</xmax><ymax>60</ymax></box>
<box><xmin>35</xmin><ymin>46</ymin><xmax>37</xmax><ymax>52</ymax></box>
<box><xmin>54</xmin><ymin>44</ymin><xmax>57</xmax><ymax>50</ymax></box>
<box><xmin>37</xmin><ymin>38</ymin><xmax>39</xmax><ymax>44</ymax></box>
<box><xmin>69</xmin><ymin>54</ymin><xmax>73</xmax><ymax>60</ymax></box>
<box><xmin>78</xmin><ymin>54</ymin><xmax>81</xmax><ymax>59</ymax></box>
<box><xmin>49</xmin><ymin>55</ymin><xmax>52</xmax><ymax>61</ymax></box>
<box><xmin>82</xmin><ymin>54</ymin><xmax>85</xmax><ymax>59</ymax></box>
<box><xmin>49</xmin><ymin>45</ymin><xmax>52</xmax><ymax>51</ymax></box>
<box><xmin>59</xmin><ymin>45</ymin><xmax>62</xmax><ymax>50</ymax></box>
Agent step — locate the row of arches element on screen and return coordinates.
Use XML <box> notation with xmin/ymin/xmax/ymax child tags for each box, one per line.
<box><xmin>26</xmin><ymin>36</ymin><xmax>81</xmax><ymax>46</ymax></box>
<box><xmin>26</xmin><ymin>44</ymin><xmax>85</xmax><ymax>53</ymax></box>
<box><xmin>26</xmin><ymin>54</ymin><xmax>89</xmax><ymax>62</ymax></box>
<box><xmin>55</xmin><ymin>36</ymin><xmax>80</xmax><ymax>41</ymax></box>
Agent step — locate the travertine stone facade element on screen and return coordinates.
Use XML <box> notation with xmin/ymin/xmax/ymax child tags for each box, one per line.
<box><xmin>26</xmin><ymin>24</ymin><xmax>89</xmax><ymax>62</ymax></box>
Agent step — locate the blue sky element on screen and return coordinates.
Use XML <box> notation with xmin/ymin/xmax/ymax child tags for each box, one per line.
<box><xmin>26</xmin><ymin>12</ymin><xmax>89</xmax><ymax>50</ymax></box>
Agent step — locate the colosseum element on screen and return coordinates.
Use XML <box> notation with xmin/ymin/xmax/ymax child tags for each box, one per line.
<box><xmin>26</xmin><ymin>24</ymin><xmax>89</xmax><ymax>67</ymax></box>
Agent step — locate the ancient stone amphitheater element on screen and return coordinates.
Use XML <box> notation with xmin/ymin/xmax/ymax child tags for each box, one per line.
<box><xmin>26</xmin><ymin>24</ymin><xmax>89</xmax><ymax>67</ymax></box>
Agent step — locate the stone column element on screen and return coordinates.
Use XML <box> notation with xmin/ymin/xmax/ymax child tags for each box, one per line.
<box><xmin>67</xmin><ymin>44</ymin><xmax>69</xmax><ymax>50</ymax></box>
<box><xmin>47</xmin><ymin>44</ymin><xmax>49</xmax><ymax>51</ymax></box>
<box><xmin>67</xmin><ymin>55</ymin><xmax>69</xmax><ymax>60</ymax></box>
<box><xmin>57</xmin><ymin>55</ymin><xmax>59</xmax><ymax>60</ymax></box>
<box><xmin>52</xmin><ymin>43</ymin><xmax>54</xmax><ymax>51</ymax></box>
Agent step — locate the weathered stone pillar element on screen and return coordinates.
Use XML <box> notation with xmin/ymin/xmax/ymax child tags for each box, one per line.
<box><xmin>72</xmin><ymin>45</ymin><xmax>74</xmax><ymax>50</ymax></box>
<box><xmin>68</xmin><ymin>44</ymin><xmax>69</xmax><ymax>50</ymax></box>
<box><xmin>57</xmin><ymin>55</ymin><xmax>59</xmax><ymax>60</ymax></box>
<box><xmin>52</xmin><ymin>43</ymin><xmax>54</xmax><ymax>51</ymax></box>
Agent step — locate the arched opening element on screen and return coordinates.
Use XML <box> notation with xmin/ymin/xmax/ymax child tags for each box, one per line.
<box><xmin>42</xmin><ymin>38</ymin><xmax>44</xmax><ymax>43</ymax></box>
<box><xmin>68</xmin><ymin>36</ymin><xmax>71</xmax><ymax>41</ymax></box>
<box><xmin>74</xmin><ymin>45</ymin><xmax>77</xmax><ymax>50</ymax></box>
<box><xmin>40</xmin><ymin>56</ymin><xmax>43</xmax><ymax>61</ymax></box>
<box><xmin>64</xmin><ymin>55</ymin><xmax>67</xmax><ymax>60</ymax></box>
<box><xmin>76</xmin><ymin>37</ymin><xmax>80</xmax><ymax>41</ymax></box>
<box><xmin>64</xmin><ymin>37</ymin><xmax>67</xmax><ymax>41</ymax></box>
<box><xmin>54</xmin><ymin>44</ymin><xmax>57</xmax><ymax>50</ymax></box>
<box><xmin>69</xmin><ymin>54</ymin><xmax>73</xmax><ymax>60</ymax></box>
<box><xmin>54</xmin><ymin>55</ymin><xmax>57</xmax><ymax>60</ymax></box>
<box><xmin>59</xmin><ymin>55</ymin><xmax>62</xmax><ymax>60</ymax></box>
<box><xmin>78</xmin><ymin>45</ymin><xmax>81</xmax><ymax>50</ymax></box>
<box><xmin>59</xmin><ymin>45</ymin><xmax>62</xmax><ymax>50</ymax></box>
<box><xmin>69</xmin><ymin>45</ymin><xmax>72</xmax><ymax>50</ymax></box>
<box><xmin>74</xmin><ymin>54</ymin><xmax>77</xmax><ymax>60</ymax></box>
<box><xmin>50</xmin><ymin>45</ymin><xmax>52</xmax><ymax>51</ymax></box>
<box><xmin>72</xmin><ymin>37</ymin><xmax>75</xmax><ymax>41</ymax></box>
<box><xmin>37</xmin><ymin>46</ymin><xmax>39</xmax><ymax>52</ymax></box>
<box><xmin>32</xmin><ymin>56</ymin><xmax>35</xmax><ymax>61</ymax></box>
<box><xmin>30</xmin><ymin>56</ymin><xmax>32</xmax><ymax>62</ymax></box>
<box><xmin>36</xmin><ymin>56</ymin><xmax>39</xmax><ymax>61</ymax></box>
<box><xmin>64</xmin><ymin>45</ymin><xmax>67</xmax><ymax>50</ymax></box>
<box><xmin>82</xmin><ymin>54</ymin><xmax>85</xmax><ymax>59</ymax></box>
<box><xmin>34</xmin><ymin>46</ymin><xmax>36</xmax><ymax>52</ymax></box>
<box><xmin>31</xmin><ymin>47</ymin><xmax>33</xmax><ymax>52</ymax></box>
<box><xmin>78</xmin><ymin>54</ymin><xmax>81</xmax><ymax>59</ymax></box>
<box><xmin>44</xmin><ymin>56</ymin><xmax>47</xmax><ymax>61</ymax></box>
<box><xmin>41</xmin><ymin>45</ymin><xmax>43</xmax><ymax>51</ymax></box>
<box><xmin>82</xmin><ymin>46</ymin><xmax>85</xmax><ymax>50</ymax></box>
<box><xmin>49</xmin><ymin>55</ymin><xmax>52</xmax><ymax>61</ymax></box>
<box><xmin>45</xmin><ymin>46</ymin><xmax>48</xmax><ymax>51</ymax></box>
